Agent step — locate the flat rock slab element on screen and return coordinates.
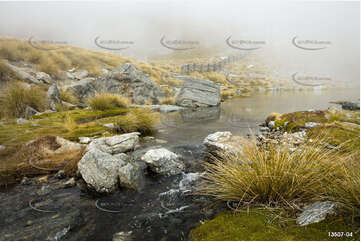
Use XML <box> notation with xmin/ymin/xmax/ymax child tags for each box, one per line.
<box><xmin>175</xmin><ymin>77</ymin><xmax>221</xmax><ymax>107</ymax></box>
<box><xmin>88</xmin><ymin>132</ymin><xmax>140</xmax><ymax>155</ymax></box>
<box><xmin>297</xmin><ymin>201</ymin><xmax>336</xmax><ymax>226</ymax></box>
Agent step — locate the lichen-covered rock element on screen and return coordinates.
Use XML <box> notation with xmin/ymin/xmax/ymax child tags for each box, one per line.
<box><xmin>118</xmin><ymin>162</ymin><xmax>145</xmax><ymax>190</ymax></box>
<box><xmin>78</xmin><ymin>147</ymin><xmax>127</xmax><ymax>193</ymax></box>
<box><xmin>203</xmin><ymin>131</ymin><xmax>243</xmax><ymax>155</ymax></box>
<box><xmin>65</xmin><ymin>78</ymin><xmax>97</xmax><ymax>103</ymax></box>
<box><xmin>47</xmin><ymin>84</ymin><xmax>62</xmax><ymax>111</ymax></box>
<box><xmin>88</xmin><ymin>132</ymin><xmax>140</xmax><ymax>155</ymax></box>
<box><xmin>141</xmin><ymin>148</ymin><xmax>184</xmax><ymax>175</ymax></box>
<box><xmin>97</xmin><ymin>63</ymin><xmax>165</xmax><ymax>104</ymax></box>
<box><xmin>175</xmin><ymin>77</ymin><xmax>221</xmax><ymax>107</ymax></box>
<box><xmin>36</xmin><ymin>72</ymin><xmax>52</xmax><ymax>84</ymax></box>
<box><xmin>296</xmin><ymin>201</ymin><xmax>336</xmax><ymax>226</ymax></box>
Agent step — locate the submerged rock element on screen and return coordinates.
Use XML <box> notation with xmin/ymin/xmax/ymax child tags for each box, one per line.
<box><xmin>16</xmin><ymin>118</ymin><xmax>30</xmax><ymax>124</ymax></box>
<box><xmin>296</xmin><ymin>201</ymin><xmax>336</xmax><ymax>226</ymax></box>
<box><xmin>78</xmin><ymin>147</ymin><xmax>127</xmax><ymax>193</ymax></box>
<box><xmin>141</xmin><ymin>148</ymin><xmax>184</xmax><ymax>175</ymax></box>
<box><xmin>88</xmin><ymin>132</ymin><xmax>140</xmax><ymax>155</ymax></box>
<box><xmin>175</xmin><ymin>77</ymin><xmax>221</xmax><ymax>107</ymax></box>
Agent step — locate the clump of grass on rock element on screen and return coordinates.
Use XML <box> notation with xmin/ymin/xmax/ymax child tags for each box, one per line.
<box><xmin>88</xmin><ymin>93</ymin><xmax>131</xmax><ymax>111</ymax></box>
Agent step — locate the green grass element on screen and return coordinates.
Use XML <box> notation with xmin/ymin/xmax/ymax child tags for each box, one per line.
<box><xmin>189</xmin><ymin>210</ymin><xmax>359</xmax><ymax>241</ymax></box>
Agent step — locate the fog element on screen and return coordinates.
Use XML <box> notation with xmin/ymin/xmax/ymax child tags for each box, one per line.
<box><xmin>0</xmin><ymin>0</ymin><xmax>359</xmax><ymax>85</ymax></box>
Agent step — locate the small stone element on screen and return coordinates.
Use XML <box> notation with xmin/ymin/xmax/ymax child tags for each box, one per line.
<box><xmin>21</xmin><ymin>177</ymin><xmax>32</xmax><ymax>185</ymax></box>
<box><xmin>36</xmin><ymin>185</ymin><xmax>51</xmax><ymax>196</ymax></box>
<box><xmin>155</xmin><ymin>139</ymin><xmax>168</xmax><ymax>144</ymax></box>
<box><xmin>305</xmin><ymin>122</ymin><xmax>319</xmax><ymax>128</ymax></box>
<box><xmin>78</xmin><ymin>137</ymin><xmax>91</xmax><ymax>144</ymax></box>
<box><xmin>297</xmin><ymin>201</ymin><xmax>336</xmax><ymax>226</ymax></box>
<box><xmin>112</xmin><ymin>231</ymin><xmax>133</xmax><ymax>241</ymax></box>
<box><xmin>24</xmin><ymin>106</ymin><xmax>39</xmax><ymax>118</ymax></box>
<box><xmin>56</xmin><ymin>170</ymin><xmax>66</xmax><ymax>179</ymax></box>
<box><xmin>268</xmin><ymin>121</ymin><xmax>275</xmax><ymax>128</ymax></box>
<box><xmin>16</xmin><ymin>118</ymin><xmax>30</xmax><ymax>124</ymax></box>
<box><xmin>37</xmin><ymin>175</ymin><xmax>49</xmax><ymax>183</ymax></box>
<box><xmin>0</xmin><ymin>145</ymin><xmax>5</xmax><ymax>151</ymax></box>
<box><xmin>260</xmin><ymin>127</ymin><xmax>270</xmax><ymax>132</ymax></box>
<box><xmin>143</xmin><ymin>136</ymin><xmax>155</xmax><ymax>142</ymax></box>
<box><xmin>103</xmin><ymin>123</ymin><xmax>115</xmax><ymax>129</ymax></box>
<box><xmin>63</xmin><ymin>178</ymin><xmax>76</xmax><ymax>188</ymax></box>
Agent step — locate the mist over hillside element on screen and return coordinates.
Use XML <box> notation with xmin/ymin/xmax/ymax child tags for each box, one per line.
<box><xmin>0</xmin><ymin>0</ymin><xmax>359</xmax><ymax>85</ymax></box>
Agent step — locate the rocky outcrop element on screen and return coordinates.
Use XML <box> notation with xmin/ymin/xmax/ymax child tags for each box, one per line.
<box><xmin>65</xmin><ymin>78</ymin><xmax>97</xmax><ymax>103</ymax></box>
<box><xmin>297</xmin><ymin>201</ymin><xmax>336</xmax><ymax>226</ymax></box>
<box><xmin>337</xmin><ymin>101</ymin><xmax>360</xmax><ymax>111</ymax></box>
<box><xmin>88</xmin><ymin>132</ymin><xmax>140</xmax><ymax>155</ymax></box>
<box><xmin>96</xmin><ymin>63</ymin><xmax>165</xmax><ymax>104</ymax></box>
<box><xmin>5</xmin><ymin>62</ymin><xmax>41</xmax><ymax>84</ymax></box>
<box><xmin>175</xmin><ymin>77</ymin><xmax>221</xmax><ymax>107</ymax></box>
<box><xmin>47</xmin><ymin>84</ymin><xmax>62</xmax><ymax>111</ymax></box>
<box><xmin>203</xmin><ymin>131</ymin><xmax>243</xmax><ymax>155</ymax></box>
<box><xmin>78</xmin><ymin>133</ymin><xmax>141</xmax><ymax>193</ymax></box>
<box><xmin>141</xmin><ymin>148</ymin><xmax>184</xmax><ymax>175</ymax></box>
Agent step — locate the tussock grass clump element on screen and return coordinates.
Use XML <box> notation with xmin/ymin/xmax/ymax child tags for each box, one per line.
<box><xmin>198</xmin><ymin>137</ymin><xmax>358</xmax><ymax>211</ymax></box>
<box><xmin>115</xmin><ymin>108</ymin><xmax>159</xmax><ymax>134</ymax></box>
<box><xmin>60</xmin><ymin>88</ymin><xmax>78</xmax><ymax>104</ymax></box>
<box><xmin>0</xmin><ymin>82</ymin><xmax>48</xmax><ymax>118</ymax></box>
<box><xmin>321</xmin><ymin>157</ymin><xmax>360</xmax><ymax>219</ymax></box>
<box><xmin>159</xmin><ymin>97</ymin><xmax>175</xmax><ymax>105</ymax></box>
<box><xmin>88</xmin><ymin>93</ymin><xmax>131</xmax><ymax>110</ymax></box>
<box><xmin>0</xmin><ymin>59</ymin><xmax>16</xmax><ymax>82</ymax></box>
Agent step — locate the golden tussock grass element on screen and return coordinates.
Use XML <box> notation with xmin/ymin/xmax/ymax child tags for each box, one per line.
<box><xmin>198</xmin><ymin>136</ymin><xmax>359</xmax><ymax>218</ymax></box>
<box><xmin>88</xmin><ymin>93</ymin><xmax>131</xmax><ymax>110</ymax></box>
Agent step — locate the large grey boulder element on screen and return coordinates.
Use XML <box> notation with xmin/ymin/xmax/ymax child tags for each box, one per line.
<box><xmin>78</xmin><ymin>147</ymin><xmax>127</xmax><ymax>193</ymax></box>
<box><xmin>65</xmin><ymin>78</ymin><xmax>97</xmax><ymax>103</ymax></box>
<box><xmin>203</xmin><ymin>131</ymin><xmax>243</xmax><ymax>155</ymax></box>
<box><xmin>47</xmin><ymin>84</ymin><xmax>62</xmax><ymax>111</ymax></box>
<box><xmin>88</xmin><ymin>132</ymin><xmax>140</xmax><ymax>155</ymax></box>
<box><xmin>175</xmin><ymin>77</ymin><xmax>221</xmax><ymax>107</ymax></box>
<box><xmin>297</xmin><ymin>201</ymin><xmax>336</xmax><ymax>226</ymax></box>
<box><xmin>5</xmin><ymin>62</ymin><xmax>41</xmax><ymax>84</ymax></box>
<box><xmin>97</xmin><ymin>63</ymin><xmax>164</xmax><ymax>104</ymax></box>
<box><xmin>141</xmin><ymin>148</ymin><xmax>184</xmax><ymax>175</ymax></box>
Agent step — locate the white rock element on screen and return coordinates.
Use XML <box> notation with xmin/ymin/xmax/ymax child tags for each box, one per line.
<box><xmin>88</xmin><ymin>132</ymin><xmax>140</xmax><ymax>155</ymax></box>
<box><xmin>78</xmin><ymin>137</ymin><xmax>91</xmax><ymax>144</ymax></box>
<box><xmin>141</xmin><ymin>148</ymin><xmax>184</xmax><ymax>175</ymax></box>
<box><xmin>78</xmin><ymin>147</ymin><xmax>127</xmax><ymax>193</ymax></box>
<box><xmin>297</xmin><ymin>201</ymin><xmax>336</xmax><ymax>226</ymax></box>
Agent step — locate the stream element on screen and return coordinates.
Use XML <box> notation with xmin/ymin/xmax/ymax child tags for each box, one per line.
<box><xmin>0</xmin><ymin>88</ymin><xmax>359</xmax><ymax>241</ymax></box>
